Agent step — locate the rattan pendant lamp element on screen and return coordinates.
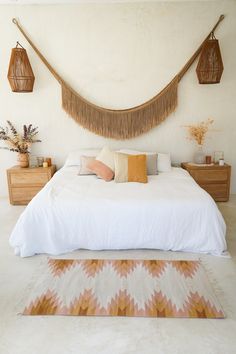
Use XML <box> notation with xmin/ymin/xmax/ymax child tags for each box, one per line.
<box><xmin>196</xmin><ymin>31</ymin><xmax>224</xmax><ymax>84</ymax></box>
<box><xmin>7</xmin><ymin>41</ymin><xmax>35</xmax><ymax>92</ymax></box>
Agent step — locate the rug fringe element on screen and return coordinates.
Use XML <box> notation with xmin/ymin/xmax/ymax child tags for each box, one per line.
<box><xmin>15</xmin><ymin>257</ymin><xmax>48</xmax><ymax>315</ymax></box>
<box><xmin>199</xmin><ymin>256</ymin><xmax>232</xmax><ymax>319</ymax></box>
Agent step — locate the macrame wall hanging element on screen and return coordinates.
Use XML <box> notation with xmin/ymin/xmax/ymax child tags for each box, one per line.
<box><xmin>12</xmin><ymin>15</ymin><xmax>225</xmax><ymax>140</ymax></box>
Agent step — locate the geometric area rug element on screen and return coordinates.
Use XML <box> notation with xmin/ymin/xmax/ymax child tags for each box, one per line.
<box><xmin>22</xmin><ymin>259</ymin><xmax>225</xmax><ymax>318</ymax></box>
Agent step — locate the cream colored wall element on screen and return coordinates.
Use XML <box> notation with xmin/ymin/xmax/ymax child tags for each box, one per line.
<box><xmin>0</xmin><ymin>1</ymin><xmax>236</xmax><ymax>197</ymax></box>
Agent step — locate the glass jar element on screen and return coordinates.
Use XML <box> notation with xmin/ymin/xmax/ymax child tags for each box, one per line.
<box><xmin>193</xmin><ymin>145</ymin><xmax>205</xmax><ymax>164</ymax></box>
<box><xmin>29</xmin><ymin>155</ymin><xmax>38</xmax><ymax>168</ymax></box>
<box><xmin>37</xmin><ymin>156</ymin><xmax>44</xmax><ymax>167</ymax></box>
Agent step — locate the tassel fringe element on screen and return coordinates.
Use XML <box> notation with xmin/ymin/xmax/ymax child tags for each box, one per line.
<box><xmin>61</xmin><ymin>77</ymin><xmax>178</xmax><ymax>139</ymax></box>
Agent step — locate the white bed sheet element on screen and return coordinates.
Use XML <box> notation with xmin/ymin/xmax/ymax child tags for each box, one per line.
<box><xmin>9</xmin><ymin>167</ymin><xmax>227</xmax><ymax>257</ymax></box>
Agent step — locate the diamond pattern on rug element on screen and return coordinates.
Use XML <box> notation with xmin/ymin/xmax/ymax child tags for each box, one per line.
<box><xmin>79</xmin><ymin>259</ymin><xmax>106</xmax><ymax>278</ymax></box>
<box><xmin>170</xmin><ymin>260</ymin><xmax>199</xmax><ymax>278</ymax></box>
<box><xmin>22</xmin><ymin>259</ymin><xmax>224</xmax><ymax>318</ymax></box>
<box><xmin>110</xmin><ymin>260</ymin><xmax>140</xmax><ymax>278</ymax></box>
<box><xmin>48</xmin><ymin>259</ymin><xmax>78</xmax><ymax>277</ymax></box>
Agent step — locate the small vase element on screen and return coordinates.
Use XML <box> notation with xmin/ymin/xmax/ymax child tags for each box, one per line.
<box><xmin>193</xmin><ymin>146</ymin><xmax>205</xmax><ymax>164</ymax></box>
<box><xmin>18</xmin><ymin>153</ymin><xmax>29</xmax><ymax>168</ymax></box>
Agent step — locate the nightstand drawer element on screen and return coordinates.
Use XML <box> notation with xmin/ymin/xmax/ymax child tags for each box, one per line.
<box><xmin>181</xmin><ymin>162</ymin><xmax>231</xmax><ymax>202</ymax></box>
<box><xmin>200</xmin><ymin>183</ymin><xmax>229</xmax><ymax>201</ymax></box>
<box><xmin>11</xmin><ymin>187</ymin><xmax>42</xmax><ymax>205</ymax></box>
<box><xmin>10</xmin><ymin>172</ymin><xmax>49</xmax><ymax>186</ymax></box>
<box><xmin>7</xmin><ymin>165</ymin><xmax>56</xmax><ymax>205</ymax></box>
<box><xmin>189</xmin><ymin>169</ymin><xmax>228</xmax><ymax>183</ymax></box>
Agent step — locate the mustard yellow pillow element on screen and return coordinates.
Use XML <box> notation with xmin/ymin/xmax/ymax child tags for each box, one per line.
<box><xmin>114</xmin><ymin>153</ymin><xmax>147</xmax><ymax>183</ymax></box>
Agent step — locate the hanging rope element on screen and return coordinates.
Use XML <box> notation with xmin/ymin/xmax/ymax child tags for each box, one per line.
<box><xmin>12</xmin><ymin>15</ymin><xmax>225</xmax><ymax>139</ymax></box>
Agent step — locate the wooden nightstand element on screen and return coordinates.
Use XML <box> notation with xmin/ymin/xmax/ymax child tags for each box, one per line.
<box><xmin>181</xmin><ymin>163</ymin><xmax>231</xmax><ymax>202</ymax></box>
<box><xmin>7</xmin><ymin>165</ymin><xmax>56</xmax><ymax>205</ymax></box>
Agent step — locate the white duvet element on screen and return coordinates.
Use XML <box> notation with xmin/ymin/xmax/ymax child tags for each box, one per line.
<box><xmin>9</xmin><ymin>167</ymin><xmax>227</xmax><ymax>257</ymax></box>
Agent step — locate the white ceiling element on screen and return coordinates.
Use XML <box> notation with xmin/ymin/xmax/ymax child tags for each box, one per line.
<box><xmin>0</xmin><ymin>0</ymin><xmax>217</xmax><ymax>4</ymax></box>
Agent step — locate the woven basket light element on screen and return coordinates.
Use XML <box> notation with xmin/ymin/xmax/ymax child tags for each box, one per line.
<box><xmin>7</xmin><ymin>43</ymin><xmax>35</xmax><ymax>92</ymax></box>
<box><xmin>196</xmin><ymin>33</ymin><xmax>223</xmax><ymax>84</ymax></box>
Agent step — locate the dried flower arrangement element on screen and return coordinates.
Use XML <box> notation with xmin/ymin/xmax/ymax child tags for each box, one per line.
<box><xmin>0</xmin><ymin>120</ymin><xmax>41</xmax><ymax>154</ymax></box>
<box><xmin>183</xmin><ymin>118</ymin><xmax>214</xmax><ymax>146</ymax></box>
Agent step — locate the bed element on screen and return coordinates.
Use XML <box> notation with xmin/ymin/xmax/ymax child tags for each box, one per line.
<box><xmin>9</xmin><ymin>165</ymin><xmax>227</xmax><ymax>257</ymax></box>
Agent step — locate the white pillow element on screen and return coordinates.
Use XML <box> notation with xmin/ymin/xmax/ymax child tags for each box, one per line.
<box><xmin>157</xmin><ymin>153</ymin><xmax>171</xmax><ymax>172</ymax></box>
<box><xmin>119</xmin><ymin>149</ymin><xmax>156</xmax><ymax>156</ymax></box>
<box><xmin>96</xmin><ymin>146</ymin><xmax>115</xmax><ymax>172</ymax></box>
<box><xmin>118</xmin><ymin>149</ymin><xmax>171</xmax><ymax>172</ymax></box>
<box><xmin>64</xmin><ymin>149</ymin><xmax>101</xmax><ymax>167</ymax></box>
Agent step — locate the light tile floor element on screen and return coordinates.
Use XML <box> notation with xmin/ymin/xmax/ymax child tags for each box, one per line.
<box><xmin>0</xmin><ymin>196</ymin><xmax>236</xmax><ymax>354</ymax></box>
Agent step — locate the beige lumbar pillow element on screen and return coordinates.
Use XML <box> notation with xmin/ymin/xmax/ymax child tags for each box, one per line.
<box><xmin>114</xmin><ymin>153</ymin><xmax>147</xmax><ymax>183</ymax></box>
<box><xmin>96</xmin><ymin>146</ymin><xmax>115</xmax><ymax>172</ymax></box>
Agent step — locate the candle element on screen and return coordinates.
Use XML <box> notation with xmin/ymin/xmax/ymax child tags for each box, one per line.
<box><xmin>45</xmin><ymin>157</ymin><xmax>52</xmax><ymax>166</ymax></box>
<box><xmin>43</xmin><ymin>161</ymin><xmax>48</xmax><ymax>168</ymax></box>
<box><xmin>219</xmin><ymin>159</ymin><xmax>224</xmax><ymax>166</ymax></box>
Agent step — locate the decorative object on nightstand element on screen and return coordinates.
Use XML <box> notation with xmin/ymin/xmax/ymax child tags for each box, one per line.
<box><xmin>17</xmin><ymin>153</ymin><xmax>29</xmax><ymax>168</ymax></box>
<box><xmin>45</xmin><ymin>157</ymin><xmax>52</xmax><ymax>166</ymax></box>
<box><xmin>193</xmin><ymin>146</ymin><xmax>205</xmax><ymax>164</ymax></box>
<box><xmin>214</xmin><ymin>151</ymin><xmax>224</xmax><ymax>164</ymax></box>
<box><xmin>36</xmin><ymin>156</ymin><xmax>44</xmax><ymax>167</ymax></box>
<box><xmin>219</xmin><ymin>158</ymin><xmax>225</xmax><ymax>166</ymax></box>
<box><xmin>7</xmin><ymin>165</ymin><xmax>56</xmax><ymax>205</ymax></box>
<box><xmin>183</xmin><ymin>118</ymin><xmax>214</xmax><ymax>164</ymax></box>
<box><xmin>0</xmin><ymin>121</ymin><xmax>41</xmax><ymax>168</ymax></box>
<box><xmin>29</xmin><ymin>154</ymin><xmax>38</xmax><ymax>168</ymax></box>
<box><xmin>205</xmin><ymin>155</ymin><xmax>212</xmax><ymax>164</ymax></box>
<box><xmin>181</xmin><ymin>162</ymin><xmax>231</xmax><ymax>202</ymax></box>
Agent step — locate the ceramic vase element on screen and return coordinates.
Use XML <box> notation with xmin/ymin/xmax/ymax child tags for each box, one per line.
<box><xmin>18</xmin><ymin>153</ymin><xmax>29</xmax><ymax>168</ymax></box>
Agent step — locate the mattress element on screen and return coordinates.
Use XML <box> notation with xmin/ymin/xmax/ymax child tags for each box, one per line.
<box><xmin>9</xmin><ymin>166</ymin><xmax>227</xmax><ymax>257</ymax></box>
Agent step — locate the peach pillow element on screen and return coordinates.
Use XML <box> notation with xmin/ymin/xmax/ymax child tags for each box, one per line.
<box><xmin>87</xmin><ymin>160</ymin><xmax>114</xmax><ymax>182</ymax></box>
